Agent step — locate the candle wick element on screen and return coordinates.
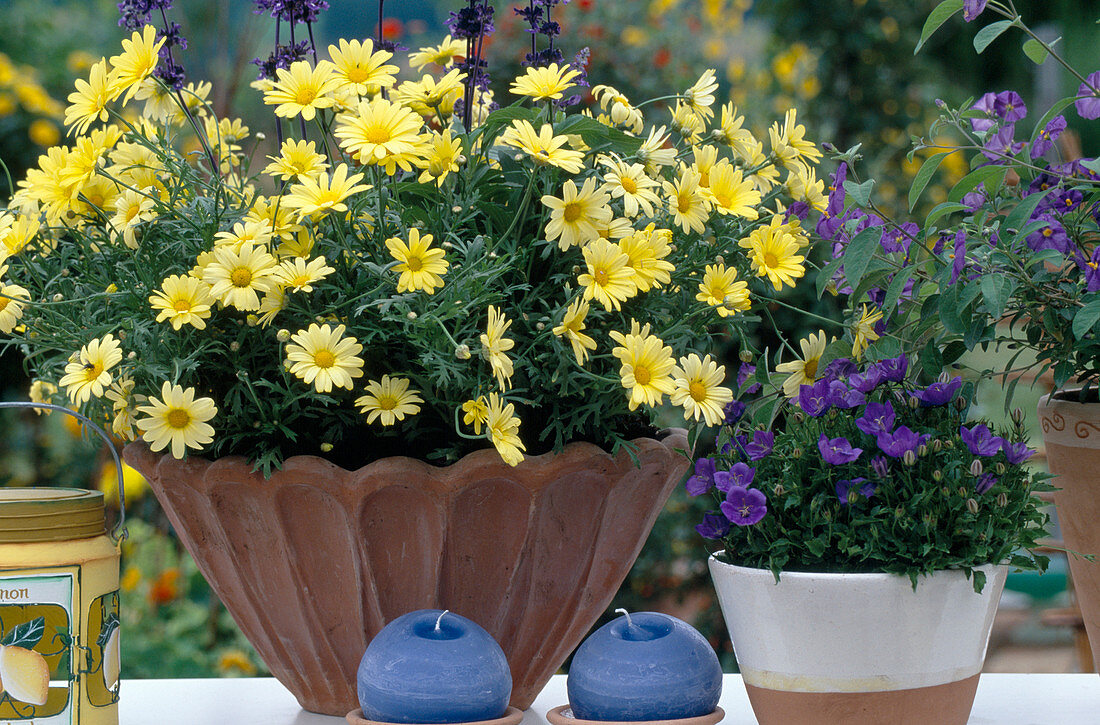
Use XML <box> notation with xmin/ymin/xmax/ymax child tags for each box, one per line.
<box><xmin>615</xmin><ymin>608</ymin><xmax>634</xmax><ymax>628</ymax></box>
<box><xmin>435</xmin><ymin>610</ymin><xmax>450</xmax><ymax>632</ymax></box>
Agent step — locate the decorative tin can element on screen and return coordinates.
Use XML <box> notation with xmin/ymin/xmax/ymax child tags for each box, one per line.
<box><xmin>0</xmin><ymin>403</ymin><xmax>125</xmax><ymax>724</ymax></box>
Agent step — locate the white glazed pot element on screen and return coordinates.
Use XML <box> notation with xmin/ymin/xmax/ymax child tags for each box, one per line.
<box><xmin>708</xmin><ymin>555</ymin><xmax>1007</xmax><ymax>725</ymax></box>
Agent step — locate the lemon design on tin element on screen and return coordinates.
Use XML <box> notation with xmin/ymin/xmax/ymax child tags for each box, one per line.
<box><xmin>0</xmin><ymin>644</ymin><xmax>50</xmax><ymax>705</ymax></box>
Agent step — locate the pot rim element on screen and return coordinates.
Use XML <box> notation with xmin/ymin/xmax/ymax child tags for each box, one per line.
<box><xmin>707</xmin><ymin>553</ymin><xmax>1004</xmax><ymax>582</ymax></box>
<box><xmin>1039</xmin><ymin>389</ymin><xmax>1100</xmax><ymax>409</ymax></box>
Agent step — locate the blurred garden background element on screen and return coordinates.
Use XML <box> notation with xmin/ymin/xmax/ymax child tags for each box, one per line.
<box><xmin>1</xmin><ymin>0</ymin><xmax>1098</xmax><ymax>677</ymax></box>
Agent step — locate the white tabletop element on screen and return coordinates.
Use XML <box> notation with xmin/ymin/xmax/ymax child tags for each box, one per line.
<box><xmin>119</xmin><ymin>674</ymin><xmax>1100</xmax><ymax>724</ymax></box>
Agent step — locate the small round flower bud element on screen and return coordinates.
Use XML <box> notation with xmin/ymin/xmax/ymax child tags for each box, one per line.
<box><xmin>407</xmin><ymin>311</ymin><xmax>417</xmax><ymax>320</ymax></box>
<box><xmin>230</xmin><ymin>341</ymin><xmax>241</xmax><ymax>352</ymax></box>
<box><xmin>489</xmin><ymin>252</ymin><xmax>498</xmax><ymax>259</ymax></box>
<box><xmin>52</xmin><ymin>293</ymin><xmax>63</xmax><ymax>302</ymax></box>
<box><xmin>117</xmin><ymin>330</ymin><xmax>127</xmax><ymax>340</ymax></box>
<box><xmin>105</xmin><ymin>283</ymin><xmax>118</xmax><ymax>294</ymax></box>
<box><xmin>443</xmin><ymin>241</ymin><xmax>453</xmax><ymax>248</ymax></box>
<box><xmin>452</xmin><ymin>205</ymin><xmax>463</xmax><ymax>213</ymax></box>
<box><xmin>255</xmin><ymin>132</ymin><xmax>266</xmax><ymax>140</ymax></box>
<box><xmin>932</xmin><ymin>470</ymin><xmax>943</xmax><ymax>482</ymax></box>
<box><xmin>958</xmin><ymin>487</ymin><xmax>969</xmax><ymax>498</ymax></box>
<box><xmin>536</xmin><ymin>322</ymin><xmax>545</xmax><ymax>331</ymax></box>
<box><xmin>320</xmin><ymin>442</ymin><xmax>334</xmax><ymax>453</ymax></box>
<box><xmin>791</xmin><ymin>447</ymin><xmax>803</xmax><ymax>459</ymax></box>
<box><xmin>823</xmin><ymin>510</ymin><xmax>832</xmax><ymax>522</ymax></box>
<box><xmin>917</xmin><ymin>443</ymin><xmax>928</xmax><ymax>457</ymax></box>
<box><xmin>997</xmin><ymin>492</ymin><xmax>1008</xmax><ymax>507</ymax></box>
<box><xmin>932</xmin><ymin>439</ymin><xmax>943</xmax><ymax>453</ymax></box>
<box><xmin>455</xmin><ymin>344</ymin><xmax>471</xmax><ymax>360</ymax></box>
<box><xmin>966</xmin><ymin>498</ymin><xmax>979</xmax><ymax>515</ymax></box>
<box><xmin>773</xmin><ymin>484</ymin><xmax>786</xmax><ymax>497</ymax></box>
<box><xmin>572</xmin><ymin>265</ymin><xmax>581</xmax><ymax>274</ymax></box>
<box><xmin>995</xmin><ymin>462</ymin><xmax>1006</xmax><ymax>475</ymax></box>
<box><xmin>739</xmin><ymin>350</ymin><xmax>753</xmax><ymax>363</ymax></box>
<box><xmin>715</xmin><ymin>255</ymin><xmax>725</xmax><ymax>264</ymax></box>
<box><xmin>246</xmin><ymin>314</ymin><xmax>259</xmax><ymax>326</ymax></box>
<box><xmin>277</xmin><ymin>329</ymin><xmax>291</xmax><ymax>342</ymax></box>
<box><xmin>127</xmin><ymin>351</ymin><xmax>136</xmax><ymax>360</ymax></box>
<box><xmin>1011</xmin><ymin>408</ymin><xmax>1025</xmax><ymax>425</ymax></box>
<box><xmin>955</xmin><ymin>396</ymin><xmax>967</xmax><ymax>412</ymax></box>
<box><xmin>895</xmin><ymin>506</ymin><xmax>906</xmax><ymax>518</ymax></box>
<box><xmin>60</xmin><ymin>269</ymin><xmax>69</xmax><ymax>277</ymax></box>
<box><xmin>923</xmin><ymin>512</ymin><xmax>935</xmax><ymax>525</ymax></box>
<box><xmin>969</xmin><ymin>459</ymin><xmax>983</xmax><ymax>476</ymax></box>
<box><xmin>908</xmin><ymin>396</ymin><xmax>920</xmax><ymax>410</ymax></box>
<box><xmin>848</xmin><ymin>490</ymin><xmax>860</xmax><ymax>505</ymax></box>
<box><xmin>236</xmin><ymin>370</ymin><xmax>249</xmax><ymax>380</ymax></box>
<box><xmin>903</xmin><ymin>450</ymin><xmax>917</xmax><ymax>466</ymax></box>
<box><xmin>791</xmin><ymin>411</ymin><xmax>805</xmax><ymax>424</ymax></box>
<box><xmin>941</xmin><ymin>486</ymin><xmax>951</xmax><ymax>497</ymax></box>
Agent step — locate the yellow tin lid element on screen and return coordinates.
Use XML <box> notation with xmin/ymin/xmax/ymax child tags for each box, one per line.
<box><xmin>0</xmin><ymin>488</ymin><xmax>107</xmax><ymax>543</ymax></box>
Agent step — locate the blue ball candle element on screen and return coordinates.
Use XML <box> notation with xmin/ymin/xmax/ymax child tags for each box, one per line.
<box><xmin>567</xmin><ymin>610</ymin><xmax>722</xmax><ymax>721</ymax></box>
<box><xmin>357</xmin><ymin>609</ymin><xmax>512</xmax><ymax>724</ymax></box>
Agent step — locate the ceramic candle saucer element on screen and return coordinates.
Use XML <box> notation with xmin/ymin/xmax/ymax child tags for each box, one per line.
<box><xmin>346</xmin><ymin>707</ymin><xmax>524</xmax><ymax>725</ymax></box>
<box><xmin>545</xmin><ymin>705</ymin><xmax>725</xmax><ymax>725</ymax></box>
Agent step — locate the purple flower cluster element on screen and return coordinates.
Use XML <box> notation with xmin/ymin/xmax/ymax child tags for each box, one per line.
<box><xmin>117</xmin><ymin>0</ymin><xmax>187</xmax><ymax>89</ymax></box>
<box><xmin>252</xmin><ymin>41</ymin><xmax>311</xmax><ymax>81</ymax></box>
<box><xmin>963</xmin><ymin>0</ymin><xmax>989</xmax><ymax>22</ymax></box>
<box><xmin>688</xmin><ymin>457</ymin><xmax>766</xmax><ymax>534</ymax></box>
<box><xmin>117</xmin><ymin>0</ymin><xmax>173</xmax><ymax>29</ymax></box>
<box><xmin>253</xmin><ymin>0</ymin><xmax>329</xmax><ymax>24</ymax></box>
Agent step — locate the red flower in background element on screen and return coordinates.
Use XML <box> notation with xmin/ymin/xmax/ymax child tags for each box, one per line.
<box><xmin>578</xmin><ymin>0</ymin><xmax>594</xmax><ymax>10</ymax></box>
<box><xmin>654</xmin><ymin>48</ymin><xmax>671</xmax><ymax>69</ymax></box>
<box><xmin>381</xmin><ymin>17</ymin><xmax>404</xmax><ymax>40</ymax></box>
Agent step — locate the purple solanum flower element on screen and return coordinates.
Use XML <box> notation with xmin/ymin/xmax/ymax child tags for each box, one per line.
<box><xmin>962</xmin><ymin>187</ymin><xmax>987</xmax><ymax>212</ymax></box>
<box><xmin>880</xmin><ymin>222</ymin><xmax>919</xmax><ymax>255</ymax></box>
<box><xmin>1002</xmin><ymin>440</ymin><xmax>1035</xmax><ymax>465</ymax></box>
<box><xmin>970</xmin><ymin>92</ymin><xmax>998</xmax><ymax>133</ymax></box>
<box><xmin>723</xmin><ymin>400</ymin><xmax>747</xmax><ymax>425</ymax></box>
<box><xmin>876</xmin><ymin>426</ymin><xmax>926</xmax><ymax>459</ymax></box>
<box><xmin>849</xmin><ymin>367</ymin><xmax>884</xmax><ymax>394</ymax></box>
<box><xmin>964</xmin><ymin>0</ymin><xmax>989</xmax><ymax>23</ymax></box>
<box><xmin>914</xmin><ymin>377</ymin><xmax>963</xmax><ymax>406</ymax></box>
<box><xmin>982</xmin><ymin>124</ymin><xmax>1026</xmax><ymax>161</ymax></box>
<box><xmin>993</xmin><ymin>91</ymin><xmax>1027</xmax><ymax>123</ymax></box>
<box><xmin>1031</xmin><ymin>115</ymin><xmax>1067</xmax><ymax>159</ymax></box>
<box><xmin>960</xmin><ymin>424</ymin><xmax>1005</xmax><ymax>456</ymax></box>
<box><xmin>818</xmin><ymin>433</ymin><xmax>863</xmax><ymax>465</ymax></box>
<box><xmin>715</xmin><ymin>462</ymin><xmax>755</xmax><ymax>493</ymax></box>
<box><xmin>836</xmin><ymin>477</ymin><xmax>877</xmax><ymax>506</ymax></box>
<box><xmin>976</xmin><ymin>473</ymin><xmax>998</xmax><ymax>495</ymax></box>
<box><xmin>744</xmin><ymin>431</ymin><xmax>774</xmax><ymax>460</ymax></box>
<box><xmin>695</xmin><ymin>511</ymin><xmax>731</xmax><ymax>539</ymax></box>
<box><xmin>798</xmin><ymin>379</ymin><xmax>836</xmax><ymax>418</ymax></box>
<box><xmin>857</xmin><ymin>402</ymin><xmax>897</xmax><ymax>437</ymax></box>
<box><xmin>785</xmin><ymin>201</ymin><xmax>811</xmax><ymax>222</ymax></box>
<box><xmin>1076</xmin><ymin>71</ymin><xmax>1100</xmax><ymax>120</ymax></box>
<box><xmin>685</xmin><ymin>458</ymin><xmax>717</xmax><ymax>496</ymax></box>
<box><xmin>816</xmin><ymin>163</ymin><xmax>848</xmax><ymax>240</ymax></box>
<box><xmin>949</xmin><ymin>229</ymin><xmax>967</xmax><ymax>285</ymax></box>
<box><xmin>1053</xmin><ymin>189</ymin><xmax>1083</xmax><ymax>215</ymax></box>
<box><xmin>1026</xmin><ymin>214</ymin><xmax>1071</xmax><ymax>254</ymax></box>
<box><xmin>721</xmin><ymin>486</ymin><xmax>768</xmax><ymax>526</ymax></box>
<box><xmin>1077</xmin><ymin>247</ymin><xmax>1100</xmax><ymax>293</ymax></box>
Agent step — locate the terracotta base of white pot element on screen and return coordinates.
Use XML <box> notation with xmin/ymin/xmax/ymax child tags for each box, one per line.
<box><xmin>544</xmin><ymin>705</ymin><xmax>725</xmax><ymax>725</ymax></box>
<box><xmin>744</xmin><ymin>674</ymin><xmax>980</xmax><ymax>725</ymax></box>
<box><xmin>345</xmin><ymin>707</ymin><xmax>524</xmax><ymax>725</ymax></box>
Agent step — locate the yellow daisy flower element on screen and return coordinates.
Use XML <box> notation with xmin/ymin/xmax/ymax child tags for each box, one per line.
<box><xmin>108</xmin><ymin>25</ymin><xmax>164</xmax><ymax>104</ymax></box>
<box><xmin>264</xmin><ymin>139</ymin><xmax>329</xmax><ymax>182</ymax></box>
<box><xmin>552</xmin><ymin>298</ymin><xmax>598</xmax><ymax>366</ymax></box>
<box><xmin>135</xmin><ymin>381</ymin><xmax>217</xmax><ymax>459</ymax></box>
<box><xmin>715</xmin><ymin>102</ymin><xmax>756</xmax><ymax>157</ymax></box>
<box><xmin>333</xmin><ymin>97</ymin><xmax>425</xmax><ymax>174</ymax></box>
<box><xmin>65</xmin><ymin>58</ymin><xmax>118</xmax><ymax>136</ymax></box>
<box><xmin>596</xmin><ymin>216</ymin><xmax>634</xmax><ymax>241</ymax></box>
<box><xmin>355</xmin><ymin>375</ymin><xmax>423</xmax><ymax>426</ymax></box>
<box><xmin>264</xmin><ymin>60</ymin><xmax>341</xmax><ymax>121</ymax></box>
<box><xmin>741</xmin><ymin>139</ymin><xmax>781</xmax><ymax>192</ymax></box>
<box><xmin>636</xmin><ymin>125</ymin><xmax>677</xmax><ymax>173</ymax></box>
<box><xmin>59</xmin><ymin>333</ymin><xmax>124</xmax><ymax>405</ymax></box>
<box><xmin>671</xmin><ymin>353</ymin><xmax>734</xmax><ymax>426</ymax></box>
<box><xmin>669</xmin><ymin>101</ymin><xmax>705</xmax><ymax>144</ymax></box>
<box><xmin>509</xmin><ymin>63</ymin><xmax>581</xmax><ymax>101</ymax></box>
<box><xmin>0</xmin><ymin>268</ymin><xmax>29</xmax><ymax>334</ymax></box>
<box><xmin>461</xmin><ymin>396</ymin><xmax>490</xmax><ymax>434</ymax></box>
<box><xmin>245</xmin><ymin>196</ymin><xmax>303</xmax><ymax>243</ymax></box>
<box><xmin>664</xmin><ymin>168</ymin><xmax>710</xmax><ymax>235</ymax></box>
<box><xmin>281</xmin><ymin>164</ymin><xmax>370</xmax><ymax>221</ymax></box>
<box><xmin>738</xmin><ymin>216</ymin><xmax>806</xmax><ymax>291</ymax></box>
<box><xmin>327</xmin><ymin>38</ymin><xmax>398</xmax><ymax>96</ymax></box>
<box><xmin>105</xmin><ymin>376</ymin><xmax>141</xmax><ymax>441</ymax></box>
<box><xmin>485</xmin><ymin>392</ymin><xmax>525</xmax><ymax>467</ymax></box>
<box><xmin>706</xmin><ymin>161</ymin><xmax>761</xmax><ymax>219</ymax></box>
<box><xmin>775</xmin><ymin>330</ymin><xmax>830</xmax><ymax>398</ymax></box>
<box><xmin>619</xmin><ymin>226</ymin><xmax>675</xmax><ymax>293</ymax></box>
<box><xmin>769</xmin><ymin>108</ymin><xmax>822</xmax><ymax>170</ymax></box>
<box><xmin>109</xmin><ymin>188</ymin><xmax>157</xmax><ymax>249</ymax></box>
<box><xmin>385</xmin><ymin>228</ymin><xmax>448</xmax><ymax>294</ymax></box>
<box><xmin>256</xmin><ymin>286</ymin><xmax>287</xmax><ymax>328</ymax></box>
<box><xmin>696</xmin><ymin>263</ymin><xmax>749</xmax><ymax>317</ymax></box>
<box><xmin>480</xmin><ymin>305</ymin><xmax>515</xmax><ymax>391</ymax></box>
<box><xmin>285</xmin><ymin>323</ymin><xmax>365</xmax><ymax>393</ymax></box>
<box><xmin>541</xmin><ymin>177</ymin><xmax>613</xmax><ymax>251</ymax></box>
<box><xmin>599</xmin><ymin>157</ymin><xmax>661</xmax><ymax>219</ymax></box>
<box><xmin>28</xmin><ymin>380</ymin><xmax>59</xmax><ymax>411</ymax></box>
<box><xmin>682</xmin><ymin>68</ymin><xmax>719</xmax><ymax>120</ymax></box>
<box><xmin>149</xmin><ymin>274</ymin><xmax>215</xmax><ymax>330</ymax></box>
<box><xmin>852</xmin><ymin>305</ymin><xmax>884</xmax><ymax>359</ymax></box>
<box><xmin>414</xmin><ymin>129</ymin><xmax>463</xmax><ymax>186</ymax></box>
<box><xmin>394</xmin><ymin>69</ymin><xmax>465</xmax><ymax>118</ymax></box>
<box><xmin>202</xmin><ymin>242</ymin><xmax>279</xmax><ymax>311</ymax></box>
<box><xmin>786</xmin><ymin>164</ymin><xmax>827</xmax><ymax>211</ymax></box>
<box><xmin>0</xmin><ymin>215</ymin><xmax>41</xmax><ymax>260</ymax></box>
<box><xmin>499</xmin><ymin>120</ymin><xmax>585</xmax><ymax>174</ymax></box>
<box><xmin>275</xmin><ymin>256</ymin><xmax>335</xmax><ymax>293</ymax></box>
<box><xmin>592</xmin><ymin>84</ymin><xmax>644</xmax><ymax>133</ymax></box>
<box><xmin>213</xmin><ymin>220</ymin><xmax>274</xmax><ymax>252</ymax></box>
<box><xmin>578</xmin><ymin>239</ymin><xmax>637</xmax><ymax>312</ymax></box>
<box><xmin>409</xmin><ymin>35</ymin><xmax>466</xmax><ymax>71</ymax></box>
<box><xmin>609</xmin><ymin>327</ymin><xmax>676</xmax><ymax>411</ymax></box>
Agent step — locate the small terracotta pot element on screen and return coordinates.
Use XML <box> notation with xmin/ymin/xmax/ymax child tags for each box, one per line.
<box><xmin>709</xmin><ymin>556</ymin><xmax>1007</xmax><ymax>725</ymax></box>
<box><xmin>345</xmin><ymin>707</ymin><xmax>524</xmax><ymax>725</ymax></box>
<box><xmin>1038</xmin><ymin>392</ymin><xmax>1100</xmax><ymax>671</ymax></box>
<box><xmin>124</xmin><ymin>431</ymin><xmax>689</xmax><ymax>716</ymax></box>
<box><xmin>544</xmin><ymin>705</ymin><xmax>725</xmax><ymax>725</ymax></box>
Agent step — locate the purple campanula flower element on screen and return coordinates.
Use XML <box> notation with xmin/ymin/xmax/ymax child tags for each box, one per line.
<box><xmin>696</xmin><ymin>511</ymin><xmax>731</xmax><ymax>539</ymax></box>
<box><xmin>685</xmin><ymin>458</ymin><xmax>717</xmax><ymax>495</ymax></box>
<box><xmin>849</xmin><ymin>367</ymin><xmax>884</xmax><ymax>394</ymax></box>
<box><xmin>721</xmin><ymin>487</ymin><xmax>768</xmax><ymax>526</ymax></box>
<box><xmin>1002</xmin><ymin>440</ymin><xmax>1035</xmax><ymax>465</ymax></box>
<box><xmin>738</xmin><ymin>363</ymin><xmax>762</xmax><ymax>395</ymax></box>
<box><xmin>970</xmin><ymin>92</ymin><xmax>998</xmax><ymax>133</ymax></box>
<box><xmin>964</xmin><ymin>0</ymin><xmax>989</xmax><ymax>22</ymax></box>
<box><xmin>722</xmin><ymin>434</ymin><xmax>747</xmax><ymax>457</ymax></box>
<box><xmin>857</xmin><ymin>402</ymin><xmax>897</xmax><ymax>437</ymax></box>
<box><xmin>1076</xmin><ymin>71</ymin><xmax>1100</xmax><ymax>120</ymax></box>
<box><xmin>976</xmin><ymin>474</ymin><xmax>998</xmax><ymax>494</ymax></box>
<box><xmin>1026</xmin><ymin>214</ymin><xmax>1071</xmax><ymax>254</ymax></box>
<box><xmin>993</xmin><ymin>91</ymin><xmax>1027</xmax><ymax>123</ymax></box>
<box><xmin>818</xmin><ymin>433</ymin><xmax>863</xmax><ymax>465</ymax></box>
<box><xmin>723</xmin><ymin>400</ymin><xmax>747</xmax><ymax>425</ymax></box>
<box><xmin>1031</xmin><ymin>116</ymin><xmax>1067</xmax><ymax>159</ymax></box>
<box><xmin>829</xmin><ymin>380</ymin><xmax>866</xmax><ymax>409</ymax></box>
<box><xmin>880</xmin><ymin>222</ymin><xmax>919</xmax><ymax>255</ymax></box>
<box><xmin>983</xmin><ymin>124</ymin><xmax>1026</xmax><ymax>161</ymax></box>
<box><xmin>876</xmin><ymin>426</ymin><xmax>926</xmax><ymax>459</ymax></box>
<box><xmin>875</xmin><ymin>355</ymin><xmax>909</xmax><ymax>383</ymax></box>
<box><xmin>949</xmin><ymin>230</ymin><xmax>967</xmax><ymax>285</ymax></box>
<box><xmin>960</xmin><ymin>424</ymin><xmax>1005</xmax><ymax>456</ymax></box>
<box><xmin>836</xmin><ymin>477</ymin><xmax>877</xmax><ymax>505</ymax></box>
<box><xmin>745</xmin><ymin>431</ymin><xmax>774</xmax><ymax>460</ymax></box>
<box><xmin>914</xmin><ymin>377</ymin><xmax>963</xmax><ymax>406</ymax></box>
<box><xmin>871</xmin><ymin>455</ymin><xmax>890</xmax><ymax>478</ymax></box>
<box><xmin>715</xmin><ymin>462</ymin><xmax>756</xmax><ymax>493</ymax></box>
<box><xmin>823</xmin><ymin>357</ymin><xmax>857</xmax><ymax>380</ymax></box>
<box><xmin>798</xmin><ymin>379</ymin><xmax>835</xmax><ymax>417</ymax></box>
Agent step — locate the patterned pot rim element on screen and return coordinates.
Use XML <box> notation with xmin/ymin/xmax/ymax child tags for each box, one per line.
<box><xmin>1038</xmin><ymin>392</ymin><xmax>1100</xmax><ymax>448</ymax></box>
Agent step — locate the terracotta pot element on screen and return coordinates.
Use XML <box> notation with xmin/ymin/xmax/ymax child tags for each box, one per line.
<box><xmin>708</xmin><ymin>556</ymin><xmax>1007</xmax><ymax>725</ymax></box>
<box><xmin>124</xmin><ymin>431</ymin><xmax>689</xmax><ymax>716</ymax></box>
<box><xmin>1038</xmin><ymin>392</ymin><xmax>1100</xmax><ymax>671</ymax></box>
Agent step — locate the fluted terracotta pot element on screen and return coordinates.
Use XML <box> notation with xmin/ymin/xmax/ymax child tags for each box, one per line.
<box><xmin>124</xmin><ymin>431</ymin><xmax>689</xmax><ymax>716</ymax></box>
<box><xmin>1038</xmin><ymin>392</ymin><xmax>1100</xmax><ymax>671</ymax></box>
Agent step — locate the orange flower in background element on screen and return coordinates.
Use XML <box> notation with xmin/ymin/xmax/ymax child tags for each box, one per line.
<box><xmin>148</xmin><ymin>567</ymin><xmax>181</xmax><ymax>606</ymax></box>
<box><xmin>381</xmin><ymin>18</ymin><xmax>404</xmax><ymax>39</ymax></box>
<box><xmin>654</xmin><ymin>48</ymin><xmax>671</xmax><ymax>69</ymax></box>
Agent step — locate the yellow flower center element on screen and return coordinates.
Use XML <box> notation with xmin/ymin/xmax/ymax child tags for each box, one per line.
<box><xmin>763</xmin><ymin>252</ymin><xmax>779</xmax><ymax>269</ymax></box>
<box><xmin>173</xmin><ymin>299</ymin><xmax>192</xmax><ymax>313</ymax></box>
<box><xmin>406</xmin><ymin>256</ymin><xmax>423</xmax><ymax>272</ymax></box>
<box><xmin>677</xmin><ymin>193</ymin><xmax>692</xmax><ymax>213</ymax></box>
<box><xmin>314</xmin><ymin>350</ymin><xmax>336</xmax><ymax>368</ymax></box>
<box><xmin>346</xmin><ymin>66</ymin><xmax>370</xmax><ymax>83</ymax></box>
<box><xmin>230</xmin><ymin>267</ymin><xmax>253</xmax><ymax>287</ymax></box>
<box><xmin>377</xmin><ymin>394</ymin><xmax>398</xmax><ymax>411</ymax></box>
<box><xmin>689</xmin><ymin>381</ymin><xmax>708</xmax><ymax>402</ymax></box>
<box><xmin>84</xmin><ymin>362</ymin><xmax>104</xmax><ymax>380</ymax></box>
<box><xmin>562</xmin><ymin>202</ymin><xmax>583</xmax><ymax>223</ymax></box>
<box><xmin>0</xmin><ymin>298</ymin><xmax>8</xmax><ymax>313</ymax></box>
<box><xmin>366</xmin><ymin>125</ymin><xmax>392</xmax><ymax>144</ymax></box>
<box><xmin>295</xmin><ymin>87</ymin><xmax>318</xmax><ymax>105</ymax></box>
<box><xmin>594</xmin><ymin>269</ymin><xmax>609</xmax><ymax>286</ymax></box>
<box><xmin>804</xmin><ymin>358</ymin><xmax>819</xmax><ymax>379</ymax></box>
<box><xmin>620</xmin><ymin>176</ymin><xmax>638</xmax><ymax>194</ymax></box>
<box><xmin>634</xmin><ymin>364</ymin><xmax>652</xmax><ymax>385</ymax></box>
<box><xmin>166</xmin><ymin>408</ymin><xmax>191</xmax><ymax>429</ymax></box>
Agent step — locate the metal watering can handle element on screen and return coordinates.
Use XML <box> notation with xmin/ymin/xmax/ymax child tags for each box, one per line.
<box><xmin>0</xmin><ymin>401</ymin><xmax>129</xmax><ymax>544</ymax></box>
